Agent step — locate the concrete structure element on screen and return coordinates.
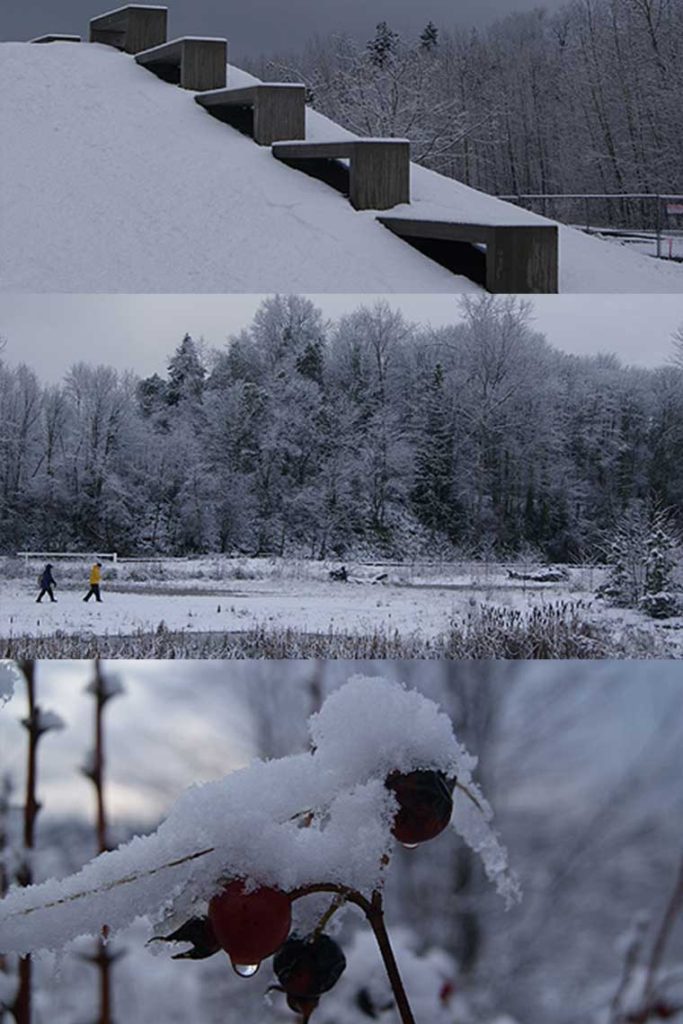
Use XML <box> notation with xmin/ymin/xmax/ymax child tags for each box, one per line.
<box><xmin>195</xmin><ymin>84</ymin><xmax>306</xmax><ymax>145</ymax></box>
<box><xmin>89</xmin><ymin>5</ymin><xmax>167</xmax><ymax>54</ymax></box>
<box><xmin>272</xmin><ymin>139</ymin><xmax>410</xmax><ymax>211</ymax></box>
<box><xmin>135</xmin><ymin>37</ymin><xmax>227</xmax><ymax>91</ymax></box>
<box><xmin>377</xmin><ymin>217</ymin><xmax>559</xmax><ymax>293</ymax></box>
<box><xmin>30</xmin><ymin>34</ymin><xmax>82</xmax><ymax>43</ymax></box>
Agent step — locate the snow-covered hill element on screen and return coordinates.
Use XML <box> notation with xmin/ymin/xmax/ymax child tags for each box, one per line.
<box><xmin>1</xmin><ymin>40</ymin><xmax>682</xmax><ymax>293</ymax></box>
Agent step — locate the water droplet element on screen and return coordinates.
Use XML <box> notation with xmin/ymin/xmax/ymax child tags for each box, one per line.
<box><xmin>232</xmin><ymin>962</ymin><xmax>260</xmax><ymax>978</ymax></box>
<box><xmin>401</xmin><ymin>842</ymin><xmax>420</xmax><ymax>850</ymax></box>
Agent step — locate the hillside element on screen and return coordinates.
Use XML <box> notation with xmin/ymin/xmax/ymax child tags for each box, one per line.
<box><xmin>1</xmin><ymin>40</ymin><xmax>681</xmax><ymax>292</ymax></box>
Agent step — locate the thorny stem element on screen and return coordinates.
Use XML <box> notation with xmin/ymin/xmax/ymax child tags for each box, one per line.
<box><xmin>366</xmin><ymin>891</ymin><xmax>417</xmax><ymax>1024</ymax></box>
<box><xmin>15</xmin><ymin>660</ymin><xmax>38</xmax><ymax>1024</ymax></box>
<box><xmin>290</xmin><ymin>883</ymin><xmax>417</xmax><ymax>1024</ymax></box>
<box><xmin>90</xmin><ymin>661</ymin><xmax>114</xmax><ymax>1024</ymax></box>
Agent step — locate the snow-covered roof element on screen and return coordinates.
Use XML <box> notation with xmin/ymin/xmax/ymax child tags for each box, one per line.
<box><xmin>1</xmin><ymin>40</ymin><xmax>681</xmax><ymax>293</ymax></box>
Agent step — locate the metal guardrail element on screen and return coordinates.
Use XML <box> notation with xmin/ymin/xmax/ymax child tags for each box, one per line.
<box><xmin>497</xmin><ymin>193</ymin><xmax>683</xmax><ymax>258</ymax></box>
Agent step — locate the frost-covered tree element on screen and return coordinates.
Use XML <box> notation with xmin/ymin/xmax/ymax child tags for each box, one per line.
<box><xmin>639</xmin><ymin>522</ymin><xmax>680</xmax><ymax>619</ymax></box>
<box><xmin>598</xmin><ymin>507</ymin><xmax>681</xmax><ymax>616</ymax></box>
<box><xmin>166</xmin><ymin>335</ymin><xmax>206</xmax><ymax>408</ymax></box>
<box><xmin>2</xmin><ymin>296</ymin><xmax>683</xmax><ymax>561</ymax></box>
<box><xmin>419</xmin><ymin>22</ymin><xmax>439</xmax><ymax>52</ymax></box>
<box><xmin>367</xmin><ymin>22</ymin><xmax>400</xmax><ymax>68</ymax></box>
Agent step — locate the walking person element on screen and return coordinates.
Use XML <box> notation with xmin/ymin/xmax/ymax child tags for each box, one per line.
<box><xmin>83</xmin><ymin>561</ymin><xmax>103</xmax><ymax>603</ymax></box>
<box><xmin>36</xmin><ymin>563</ymin><xmax>57</xmax><ymax>603</ymax></box>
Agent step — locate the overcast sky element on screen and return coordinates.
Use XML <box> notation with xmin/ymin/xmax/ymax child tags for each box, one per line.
<box><xmin>2</xmin><ymin>0</ymin><xmax>568</xmax><ymax>61</ymax></box>
<box><xmin>0</xmin><ymin>294</ymin><xmax>681</xmax><ymax>381</ymax></box>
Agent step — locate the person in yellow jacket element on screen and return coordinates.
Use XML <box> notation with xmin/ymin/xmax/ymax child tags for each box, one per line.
<box><xmin>83</xmin><ymin>562</ymin><xmax>104</xmax><ymax>603</ymax></box>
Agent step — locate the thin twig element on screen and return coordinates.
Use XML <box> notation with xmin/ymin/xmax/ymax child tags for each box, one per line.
<box><xmin>642</xmin><ymin>852</ymin><xmax>683</xmax><ymax>1006</ymax></box>
<box><xmin>3</xmin><ymin>847</ymin><xmax>216</xmax><ymax>920</ymax></box>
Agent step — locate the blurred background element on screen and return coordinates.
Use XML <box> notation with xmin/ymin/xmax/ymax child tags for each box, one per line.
<box><xmin>1</xmin><ymin>660</ymin><xmax>682</xmax><ymax>1024</ymax></box>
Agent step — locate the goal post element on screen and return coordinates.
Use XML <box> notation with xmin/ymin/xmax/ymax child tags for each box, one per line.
<box><xmin>17</xmin><ymin>551</ymin><xmax>118</xmax><ymax>567</ymax></box>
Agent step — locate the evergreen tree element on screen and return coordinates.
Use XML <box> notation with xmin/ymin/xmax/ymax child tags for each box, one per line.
<box><xmin>596</xmin><ymin>535</ymin><xmax>634</xmax><ymax>607</ymax></box>
<box><xmin>366</xmin><ymin>22</ymin><xmax>400</xmax><ymax>68</ymax></box>
<box><xmin>166</xmin><ymin>335</ymin><xmax>206</xmax><ymax>407</ymax></box>
<box><xmin>639</xmin><ymin>521</ymin><xmax>680</xmax><ymax>618</ymax></box>
<box><xmin>419</xmin><ymin>21</ymin><xmax>439</xmax><ymax>51</ymax></box>
<box><xmin>295</xmin><ymin>339</ymin><xmax>324</xmax><ymax>384</ymax></box>
<box><xmin>136</xmin><ymin>373</ymin><xmax>167</xmax><ymax>417</ymax></box>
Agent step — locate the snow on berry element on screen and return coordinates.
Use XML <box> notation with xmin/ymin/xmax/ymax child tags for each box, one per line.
<box><xmin>0</xmin><ymin>676</ymin><xmax>519</xmax><ymax>956</ymax></box>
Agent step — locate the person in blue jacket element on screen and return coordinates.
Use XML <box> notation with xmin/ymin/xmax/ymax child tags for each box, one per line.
<box><xmin>36</xmin><ymin>563</ymin><xmax>57</xmax><ymax>603</ymax></box>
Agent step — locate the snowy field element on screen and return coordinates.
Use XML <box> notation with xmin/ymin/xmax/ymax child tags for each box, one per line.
<box><xmin>2</xmin><ymin>556</ymin><xmax>681</xmax><ymax>657</ymax></box>
<box><xmin>1</xmin><ymin>42</ymin><xmax>682</xmax><ymax>293</ymax></box>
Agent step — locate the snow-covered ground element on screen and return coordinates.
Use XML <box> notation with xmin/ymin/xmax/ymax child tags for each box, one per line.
<box><xmin>2</xmin><ymin>556</ymin><xmax>681</xmax><ymax>652</ymax></box>
<box><xmin>1</xmin><ymin>42</ymin><xmax>682</xmax><ymax>292</ymax></box>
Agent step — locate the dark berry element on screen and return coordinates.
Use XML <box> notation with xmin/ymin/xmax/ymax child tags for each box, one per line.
<box><xmin>386</xmin><ymin>770</ymin><xmax>454</xmax><ymax>845</ymax></box>
<box><xmin>274</xmin><ymin>934</ymin><xmax>347</xmax><ymax>999</ymax></box>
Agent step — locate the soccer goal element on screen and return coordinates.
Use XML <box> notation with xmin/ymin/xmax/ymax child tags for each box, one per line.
<box><xmin>17</xmin><ymin>551</ymin><xmax>118</xmax><ymax>566</ymax></box>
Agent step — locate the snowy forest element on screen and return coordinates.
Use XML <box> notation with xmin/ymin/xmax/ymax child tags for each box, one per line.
<box><xmin>1</xmin><ymin>660</ymin><xmax>682</xmax><ymax>1024</ymax></box>
<box><xmin>1</xmin><ymin>295</ymin><xmax>683</xmax><ymax>562</ymax></box>
<box><xmin>249</xmin><ymin>0</ymin><xmax>683</xmax><ymax>221</ymax></box>
<box><xmin>1</xmin><ymin>296</ymin><xmax>683</xmax><ymax>563</ymax></box>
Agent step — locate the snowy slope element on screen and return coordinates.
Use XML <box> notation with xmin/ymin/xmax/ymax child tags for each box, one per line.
<box><xmin>1</xmin><ymin>41</ymin><xmax>681</xmax><ymax>293</ymax></box>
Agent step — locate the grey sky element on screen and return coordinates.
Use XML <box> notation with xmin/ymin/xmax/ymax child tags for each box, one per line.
<box><xmin>2</xmin><ymin>0</ymin><xmax>568</xmax><ymax>62</ymax></box>
<box><xmin>0</xmin><ymin>294</ymin><xmax>681</xmax><ymax>381</ymax></box>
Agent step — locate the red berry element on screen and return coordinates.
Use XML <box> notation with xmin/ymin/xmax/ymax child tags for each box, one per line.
<box><xmin>386</xmin><ymin>770</ymin><xmax>454</xmax><ymax>846</ymax></box>
<box><xmin>208</xmin><ymin>880</ymin><xmax>292</xmax><ymax>967</ymax></box>
<box><xmin>275</xmin><ymin>934</ymin><xmax>346</xmax><ymax>998</ymax></box>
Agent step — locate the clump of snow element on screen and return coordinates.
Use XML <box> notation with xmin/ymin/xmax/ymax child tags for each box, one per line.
<box><xmin>0</xmin><ymin>660</ymin><xmax>21</xmax><ymax>706</ymax></box>
<box><xmin>309</xmin><ymin>677</ymin><xmax>478</xmax><ymax>784</ymax></box>
<box><xmin>0</xmin><ymin>676</ymin><xmax>518</xmax><ymax>955</ymax></box>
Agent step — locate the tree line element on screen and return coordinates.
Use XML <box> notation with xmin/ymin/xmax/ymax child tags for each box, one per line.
<box><xmin>249</xmin><ymin>0</ymin><xmax>683</xmax><ymax>226</ymax></box>
<box><xmin>1</xmin><ymin>295</ymin><xmax>682</xmax><ymax>561</ymax></box>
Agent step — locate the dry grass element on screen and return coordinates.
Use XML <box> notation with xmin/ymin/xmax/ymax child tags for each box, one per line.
<box><xmin>1</xmin><ymin>602</ymin><xmax>670</xmax><ymax>659</ymax></box>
